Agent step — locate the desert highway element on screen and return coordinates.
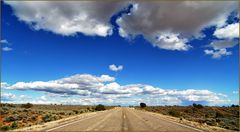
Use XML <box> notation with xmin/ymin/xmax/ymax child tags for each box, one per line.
<box><xmin>45</xmin><ymin>107</ymin><xmax>203</xmax><ymax>132</ymax></box>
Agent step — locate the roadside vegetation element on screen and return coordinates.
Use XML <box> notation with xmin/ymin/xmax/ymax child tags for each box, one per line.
<box><xmin>95</xmin><ymin>104</ymin><xmax>106</xmax><ymax>111</ymax></box>
<box><xmin>136</xmin><ymin>103</ymin><xmax>239</xmax><ymax>131</ymax></box>
<box><xmin>0</xmin><ymin>103</ymin><xmax>111</xmax><ymax>131</ymax></box>
<box><xmin>140</xmin><ymin>102</ymin><xmax>147</xmax><ymax>108</ymax></box>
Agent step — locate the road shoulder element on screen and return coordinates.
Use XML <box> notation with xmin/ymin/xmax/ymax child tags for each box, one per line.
<box><xmin>138</xmin><ymin>109</ymin><xmax>235</xmax><ymax>132</ymax></box>
<box><xmin>12</xmin><ymin>110</ymin><xmax>106</xmax><ymax>132</ymax></box>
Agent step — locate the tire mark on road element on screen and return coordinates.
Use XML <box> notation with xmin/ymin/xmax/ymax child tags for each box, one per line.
<box><xmin>123</xmin><ymin>108</ymin><xmax>155</xmax><ymax>132</ymax></box>
<box><xmin>127</xmin><ymin>109</ymin><xmax>155</xmax><ymax>131</ymax></box>
<box><xmin>122</xmin><ymin>108</ymin><xmax>128</xmax><ymax>132</ymax></box>
<box><xmin>86</xmin><ymin>111</ymin><xmax>113</xmax><ymax>131</ymax></box>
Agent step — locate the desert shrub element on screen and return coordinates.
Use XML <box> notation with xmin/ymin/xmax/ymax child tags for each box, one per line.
<box><xmin>19</xmin><ymin>114</ymin><xmax>28</xmax><ymax>120</ymax></box>
<box><xmin>168</xmin><ymin>110</ymin><xmax>181</xmax><ymax>117</ymax></box>
<box><xmin>233</xmin><ymin>127</ymin><xmax>239</xmax><ymax>131</ymax></box>
<box><xmin>0</xmin><ymin>107</ymin><xmax>9</xmax><ymax>115</ymax></box>
<box><xmin>79</xmin><ymin>110</ymin><xmax>85</xmax><ymax>113</ymax></box>
<box><xmin>2</xmin><ymin>107</ymin><xmax>9</xmax><ymax>111</ymax></box>
<box><xmin>140</xmin><ymin>103</ymin><xmax>147</xmax><ymax>108</ymax></box>
<box><xmin>230</xmin><ymin>120</ymin><xmax>236</xmax><ymax>125</ymax></box>
<box><xmin>59</xmin><ymin>112</ymin><xmax>65</xmax><ymax>115</ymax></box>
<box><xmin>231</xmin><ymin>104</ymin><xmax>239</xmax><ymax>107</ymax></box>
<box><xmin>7</xmin><ymin>104</ymin><xmax>16</xmax><ymax>107</ymax></box>
<box><xmin>205</xmin><ymin>114</ymin><xmax>209</xmax><ymax>118</ymax></box>
<box><xmin>197</xmin><ymin>104</ymin><xmax>203</xmax><ymax>109</ymax></box>
<box><xmin>11</xmin><ymin>122</ymin><xmax>18</xmax><ymax>129</ymax></box>
<box><xmin>23</xmin><ymin>109</ymin><xmax>29</xmax><ymax>112</ymax></box>
<box><xmin>30</xmin><ymin>115</ymin><xmax>37</xmax><ymax>121</ymax></box>
<box><xmin>216</xmin><ymin>118</ymin><xmax>221</xmax><ymax>122</ymax></box>
<box><xmin>42</xmin><ymin>114</ymin><xmax>53</xmax><ymax>122</ymax></box>
<box><xmin>4</xmin><ymin>115</ymin><xmax>20</xmax><ymax>122</ymax></box>
<box><xmin>73</xmin><ymin>110</ymin><xmax>79</xmax><ymax>114</ymax></box>
<box><xmin>1</xmin><ymin>103</ymin><xmax>15</xmax><ymax>108</ymax></box>
<box><xmin>224</xmin><ymin>126</ymin><xmax>230</xmax><ymax>129</ymax></box>
<box><xmin>192</xmin><ymin>103</ymin><xmax>197</xmax><ymax>107</ymax></box>
<box><xmin>68</xmin><ymin>112</ymin><xmax>74</xmax><ymax>115</ymax></box>
<box><xmin>205</xmin><ymin>119</ymin><xmax>217</xmax><ymax>126</ymax></box>
<box><xmin>21</xmin><ymin>103</ymin><xmax>33</xmax><ymax>109</ymax></box>
<box><xmin>58</xmin><ymin>115</ymin><xmax>63</xmax><ymax>120</ymax></box>
<box><xmin>1</xmin><ymin>125</ymin><xmax>11</xmax><ymax>131</ymax></box>
<box><xmin>216</xmin><ymin>111</ymin><xmax>224</xmax><ymax>118</ymax></box>
<box><xmin>52</xmin><ymin>115</ymin><xmax>60</xmax><ymax>120</ymax></box>
<box><xmin>193</xmin><ymin>103</ymin><xmax>203</xmax><ymax>109</ymax></box>
<box><xmin>197</xmin><ymin>118</ymin><xmax>205</xmax><ymax>124</ymax></box>
<box><xmin>95</xmin><ymin>104</ymin><xmax>106</xmax><ymax>111</ymax></box>
<box><xmin>22</xmin><ymin>119</ymin><xmax>27</xmax><ymax>123</ymax></box>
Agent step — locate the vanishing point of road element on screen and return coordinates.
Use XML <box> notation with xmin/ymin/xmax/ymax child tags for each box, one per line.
<box><xmin>45</xmin><ymin>107</ymin><xmax>203</xmax><ymax>132</ymax></box>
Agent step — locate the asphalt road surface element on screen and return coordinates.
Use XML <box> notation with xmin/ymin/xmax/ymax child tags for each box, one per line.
<box><xmin>46</xmin><ymin>107</ymin><xmax>202</xmax><ymax>132</ymax></box>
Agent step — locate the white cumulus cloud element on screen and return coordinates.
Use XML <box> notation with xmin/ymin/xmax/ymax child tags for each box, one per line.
<box><xmin>3</xmin><ymin>73</ymin><xmax>231</xmax><ymax>106</ymax></box>
<box><xmin>117</xmin><ymin>1</ymin><xmax>236</xmax><ymax>51</ymax></box>
<box><xmin>109</xmin><ymin>64</ymin><xmax>123</xmax><ymax>72</ymax></box>
<box><xmin>208</xmin><ymin>39</ymin><xmax>238</xmax><ymax>50</ymax></box>
<box><xmin>155</xmin><ymin>32</ymin><xmax>191</xmax><ymax>51</ymax></box>
<box><xmin>2</xmin><ymin>47</ymin><xmax>13</xmax><ymax>51</ymax></box>
<box><xmin>9</xmin><ymin>74</ymin><xmax>115</xmax><ymax>96</ymax></box>
<box><xmin>5</xmin><ymin>1</ymin><xmax>127</xmax><ymax>37</ymax></box>
<box><xmin>204</xmin><ymin>48</ymin><xmax>232</xmax><ymax>59</ymax></box>
<box><xmin>5</xmin><ymin>1</ymin><xmax>238</xmax><ymax>52</ymax></box>
<box><xmin>0</xmin><ymin>39</ymin><xmax>8</xmax><ymax>44</ymax></box>
<box><xmin>204</xmin><ymin>22</ymin><xmax>239</xmax><ymax>59</ymax></box>
<box><xmin>1</xmin><ymin>92</ymin><xmax>16</xmax><ymax>101</ymax></box>
<box><xmin>1</xmin><ymin>82</ymin><xmax>10</xmax><ymax>88</ymax></box>
<box><xmin>214</xmin><ymin>23</ymin><xmax>239</xmax><ymax>39</ymax></box>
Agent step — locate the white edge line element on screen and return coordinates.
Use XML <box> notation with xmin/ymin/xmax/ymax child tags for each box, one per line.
<box><xmin>46</xmin><ymin>109</ymin><xmax>114</xmax><ymax>132</ymax></box>
<box><xmin>45</xmin><ymin>113</ymin><xmax>99</xmax><ymax>132</ymax></box>
<box><xmin>150</xmin><ymin>112</ymin><xmax>203</xmax><ymax>132</ymax></box>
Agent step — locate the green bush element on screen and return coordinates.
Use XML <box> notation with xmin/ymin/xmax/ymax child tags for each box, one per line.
<box><xmin>1</xmin><ymin>125</ymin><xmax>11</xmax><ymax>131</ymax></box>
<box><xmin>11</xmin><ymin>121</ymin><xmax>18</xmax><ymax>129</ymax></box>
<box><xmin>140</xmin><ymin>103</ymin><xmax>147</xmax><ymax>108</ymax></box>
<box><xmin>193</xmin><ymin>103</ymin><xmax>203</xmax><ymax>109</ymax></box>
<box><xmin>42</xmin><ymin>114</ymin><xmax>53</xmax><ymax>122</ymax></box>
<box><xmin>231</xmin><ymin>104</ymin><xmax>239</xmax><ymax>107</ymax></box>
<box><xmin>95</xmin><ymin>104</ymin><xmax>106</xmax><ymax>111</ymax></box>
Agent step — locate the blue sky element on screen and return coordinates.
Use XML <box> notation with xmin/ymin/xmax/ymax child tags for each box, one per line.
<box><xmin>1</xmin><ymin>1</ymin><xmax>239</xmax><ymax>106</ymax></box>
